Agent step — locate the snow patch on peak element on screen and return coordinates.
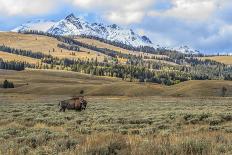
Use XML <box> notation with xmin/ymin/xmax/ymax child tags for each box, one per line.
<box><xmin>169</xmin><ymin>45</ymin><xmax>200</xmax><ymax>55</ymax></box>
<box><xmin>12</xmin><ymin>19</ymin><xmax>56</xmax><ymax>32</ymax></box>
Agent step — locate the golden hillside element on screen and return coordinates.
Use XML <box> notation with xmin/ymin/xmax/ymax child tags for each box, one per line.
<box><xmin>0</xmin><ymin>32</ymin><xmax>107</xmax><ymax>62</ymax></box>
<box><xmin>0</xmin><ymin>51</ymin><xmax>40</xmax><ymax>64</ymax></box>
<box><xmin>201</xmin><ymin>56</ymin><xmax>232</xmax><ymax>65</ymax></box>
<box><xmin>1</xmin><ymin>69</ymin><xmax>231</xmax><ymax>97</ymax></box>
<box><xmin>75</xmin><ymin>36</ymin><xmax>167</xmax><ymax>58</ymax></box>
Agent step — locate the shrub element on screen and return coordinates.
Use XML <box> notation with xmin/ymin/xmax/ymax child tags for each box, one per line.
<box><xmin>2</xmin><ymin>80</ymin><xmax>14</xmax><ymax>88</ymax></box>
<box><xmin>209</xmin><ymin>118</ymin><xmax>223</xmax><ymax>126</ymax></box>
<box><xmin>19</xmin><ymin>146</ymin><xmax>30</xmax><ymax>155</ymax></box>
<box><xmin>87</xmin><ymin>141</ymin><xmax>126</xmax><ymax>155</ymax></box>
<box><xmin>220</xmin><ymin>113</ymin><xmax>232</xmax><ymax>121</ymax></box>
<box><xmin>56</xmin><ymin>139</ymin><xmax>79</xmax><ymax>152</ymax></box>
<box><xmin>180</xmin><ymin>138</ymin><xmax>211</xmax><ymax>155</ymax></box>
<box><xmin>221</xmin><ymin>87</ymin><xmax>227</xmax><ymax>97</ymax></box>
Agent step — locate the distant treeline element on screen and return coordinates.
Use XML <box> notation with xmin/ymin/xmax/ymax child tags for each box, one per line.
<box><xmin>57</xmin><ymin>43</ymin><xmax>80</xmax><ymax>52</ymax></box>
<box><xmin>0</xmin><ymin>45</ymin><xmax>51</xmax><ymax>59</ymax></box>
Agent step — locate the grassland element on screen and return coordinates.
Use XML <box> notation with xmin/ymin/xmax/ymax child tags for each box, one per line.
<box><xmin>201</xmin><ymin>56</ymin><xmax>232</xmax><ymax>65</ymax></box>
<box><xmin>0</xmin><ymin>94</ymin><xmax>232</xmax><ymax>155</ymax></box>
<box><xmin>0</xmin><ymin>51</ymin><xmax>40</xmax><ymax>64</ymax></box>
<box><xmin>0</xmin><ymin>70</ymin><xmax>232</xmax><ymax>154</ymax></box>
<box><xmin>1</xmin><ymin>69</ymin><xmax>231</xmax><ymax>97</ymax></box>
<box><xmin>0</xmin><ymin>32</ymin><xmax>107</xmax><ymax>62</ymax></box>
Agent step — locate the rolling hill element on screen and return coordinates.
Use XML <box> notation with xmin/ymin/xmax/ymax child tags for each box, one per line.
<box><xmin>201</xmin><ymin>56</ymin><xmax>232</xmax><ymax>65</ymax></box>
<box><xmin>0</xmin><ymin>32</ymin><xmax>107</xmax><ymax>62</ymax></box>
<box><xmin>0</xmin><ymin>69</ymin><xmax>231</xmax><ymax>97</ymax></box>
<box><xmin>0</xmin><ymin>51</ymin><xmax>40</xmax><ymax>64</ymax></box>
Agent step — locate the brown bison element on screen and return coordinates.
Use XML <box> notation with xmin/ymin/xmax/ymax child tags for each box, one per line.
<box><xmin>59</xmin><ymin>97</ymin><xmax>87</xmax><ymax>112</ymax></box>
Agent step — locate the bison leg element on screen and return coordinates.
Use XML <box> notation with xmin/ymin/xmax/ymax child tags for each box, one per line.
<box><xmin>60</xmin><ymin>107</ymin><xmax>66</xmax><ymax>112</ymax></box>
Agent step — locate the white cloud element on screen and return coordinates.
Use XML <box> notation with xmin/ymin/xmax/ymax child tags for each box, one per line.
<box><xmin>148</xmin><ymin>0</ymin><xmax>228</xmax><ymax>21</ymax></box>
<box><xmin>69</xmin><ymin>0</ymin><xmax>154</xmax><ymax>24</ymax></box>
<box><xmin>0</xmin><ymin>0</ymin><xmax>58</xmax><ymax>16</ymax></box>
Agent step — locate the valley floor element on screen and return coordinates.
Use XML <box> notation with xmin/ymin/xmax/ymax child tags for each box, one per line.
<box><xmin>0</xmin><ymin>94</ymin><xmax>232</xmax><ymax>154</ymax></box>
<box><xmin>0</xmin><ymin>69</ymin><xmax>232</xmax><ymax>154</ymax></box>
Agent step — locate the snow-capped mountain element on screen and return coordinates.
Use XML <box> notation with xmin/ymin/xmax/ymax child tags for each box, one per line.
<box><xmin>12</xmin><ymin>14</ymin><xmax>152</xmax><ymax>47</ymax></box>
<box><xmin>12</xmin><ymin>20</ymin><xmax>56</xmax><ymax>32</ymax></box>
<box><xmin>47</xmin><ymin>14</ymin><xmax>153</xmax><ymax>47</ymax></box>
<box><xmin>12</xmin><ymin>13</ymin><xmax>200</xmax><ymax>54</ymax></box>
<box><xmin>156</xmin><ymin>45</ymin><xmax>200</xmax><ymax>55</ymax></box>
<box><xmin>171</xmin><ymin>46</ymin><xmax>200</xmax><ymax>55</ymax></box>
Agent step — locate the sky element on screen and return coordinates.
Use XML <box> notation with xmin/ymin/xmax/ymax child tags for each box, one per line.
<box><xmin>0</xmin><ymin>0</ymin><xmax>232</xmax><ymax>54</ymax></box>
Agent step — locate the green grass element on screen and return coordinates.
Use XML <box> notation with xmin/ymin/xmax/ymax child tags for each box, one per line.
<box><xmin>0</xmin><ymin>94</ymin><xmax>232</xmax><ymax>154</ymax></box>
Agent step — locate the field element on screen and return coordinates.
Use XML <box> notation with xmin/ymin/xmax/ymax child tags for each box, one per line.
<box><xmin>201</xmin><ymin>56</ymin><xmax>232</xmax><ymax>65</ymax></box>
<box><xmin>0</xmin><ymin>94</ymin><xmax>232</xmax><ymax>155</ymax></box>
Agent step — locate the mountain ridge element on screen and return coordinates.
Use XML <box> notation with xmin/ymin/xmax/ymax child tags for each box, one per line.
<box><xmin>47</xmin><ymin>13</ymin><xmax>153</xmax><ymax>47</ymax></box>
<box><xmin>11</xmin><ymin>13</ymin><xmax>200</xmax><ymax>55</ymax></box>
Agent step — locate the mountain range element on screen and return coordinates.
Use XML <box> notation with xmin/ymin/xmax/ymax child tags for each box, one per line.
<box><xmin>12</xmin><ymin>13</ymin><xmax>199</xmax><ymax>54</ymax></box>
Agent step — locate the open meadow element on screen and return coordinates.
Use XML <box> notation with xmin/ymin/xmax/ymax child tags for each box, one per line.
<box><xmin>0</xmin><ymin>69</ymin><xmax>232</xmax><ymax>154</ymax></box>
<box><xmin>0</xmin><ymin>94</ymin><xmax>232</xmax><ymax>155</ymax></box>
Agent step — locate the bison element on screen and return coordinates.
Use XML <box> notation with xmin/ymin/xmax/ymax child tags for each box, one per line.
<box><xmin>59</xmin><ymin>97</ymin><xmax>87</xmax><ymax>112</ymax></box>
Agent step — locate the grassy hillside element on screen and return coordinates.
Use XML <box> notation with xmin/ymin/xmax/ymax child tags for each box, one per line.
<box><xmin>0</xmin><ymin>51</ymin><xmax>40</xmax><ymax>64</ymax></box>
<box><xmin>1</xmin><ymin>69</ymin><xmax>231</xmax><ymax>97</ymax></box>
<box><xmin>0</xmin><ymin>32</ymin><xmax>107</xmax><ymax>62</ymax></box>
<box><xmin>75</xmin><ymin>36</ymin><xmax>167</xmax><ymax>58</ymax></box>
<box><xmin>168</xmin><ymin>80</ymin><xmax>232</xmax><ymax>97</ymax></box>
<box><xmin>201</xmin><ymin>56</ymin><xmax>232</xmax><ymax>65</ymax></box>
<box><xmin>0</xmin><ymin>69</ymin><xmax>165</xmax><ymax>96</ymax></box>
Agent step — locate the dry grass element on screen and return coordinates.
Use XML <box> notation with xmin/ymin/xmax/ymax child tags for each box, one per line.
<box><xmin>0</xmin><ymin>94</ymin><xmax>232</xmax><ymax>154</ymax></box>
<box><xmin>0</xmin><ymin>69</ymin><xmax>232</xmax><ymax>97</ymax></box>
<box><xmin>0</xmin><ymin>51</ymin><xmax>40</xmax><ymax>64</ymax></box>
<box><xmin>0</xmin><ymin>32</ymin><xmax>107</xmax><ymax>62</ymax></box>
<box><xmin>0</xmin><ymin>69</ymin><xmax>165</xmax><ymax>96</ymax></box>
<box><xmin>200</xmin><ymin>56</ymin><xmax>232</xmax><ymax>65</ymax></box>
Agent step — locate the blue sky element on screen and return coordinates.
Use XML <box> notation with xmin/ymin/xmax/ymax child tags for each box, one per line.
<box><xmin>0</xmin><ymin>0</ymin><xmax>232</xmax><ymax>54</ymax></box>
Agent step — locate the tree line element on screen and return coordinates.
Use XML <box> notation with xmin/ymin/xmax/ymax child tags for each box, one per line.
<box><xmin>0</xmin><ymin>58</ymin><xmax>31</xmax><ymax>71</ymax></box>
